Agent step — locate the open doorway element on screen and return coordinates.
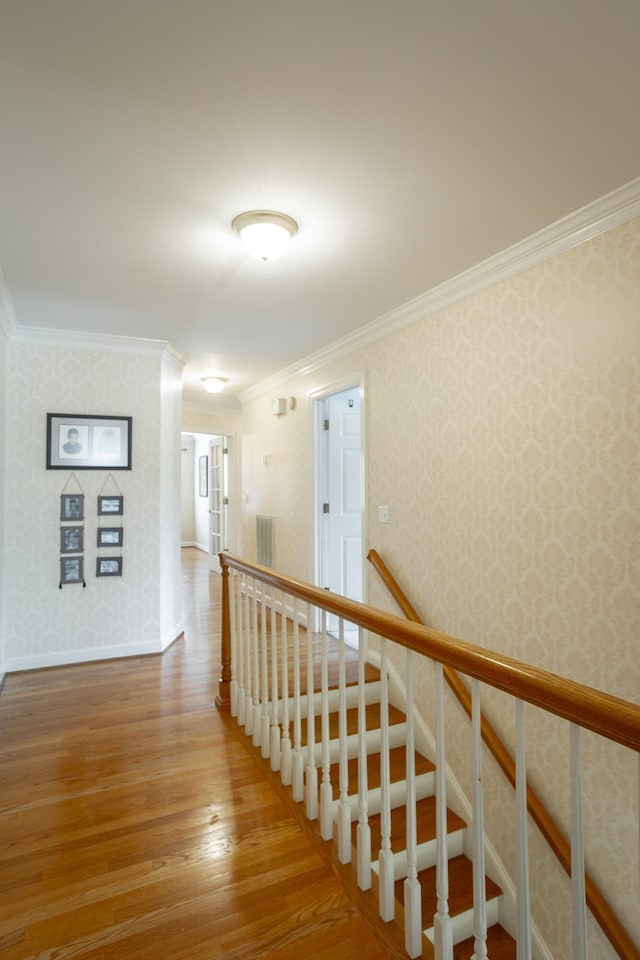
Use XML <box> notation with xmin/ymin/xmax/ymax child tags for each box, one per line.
<box><xmin>181</xmin><ymin>432</ymin><xmax>233</xmax><ymax>574</ymax></box>
<box><xmin>312</xmin><ymin>379</ymin><xmax>364</xmax><ymax>644</ymax></box>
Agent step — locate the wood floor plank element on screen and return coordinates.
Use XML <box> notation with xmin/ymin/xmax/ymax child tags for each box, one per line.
<box><xmin>0</xmin><ymin>548</ymin><xmax>391</xmax><ymax>960</ymax></box>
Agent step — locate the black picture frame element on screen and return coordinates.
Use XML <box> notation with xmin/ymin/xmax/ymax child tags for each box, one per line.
<box><xmin>60</xmin><ymin>556</ymin><xmax>84</xmax><ymax>584</ymax></box>
<box><xmin>46</xmin><ymin>414</ymin><xmax>132</xmax><ymax>469</ymax></box>
<box><xmin>60</xmin><ymin>494</ymin><xmax>84</xmax><ymax>521</ymax></box>
<box><xmin>199</xmin><ymin>455</ymin><xmax>208</xmax><ymax>497</ymax></box>
<box><xmin>60</xmin><ymin>526</ymin><xmax>84</xmax><ymax>554</ymax></box>
<box><xmin>96</xmin><ymin>556</ymin><xmax>123</xmax><ymax>577</ymax></box>
<box><xmin>97</xmin><ymin>527</ymin><xmax>124</xmax><ymax>547</ymax></box>
<box><xmin>98</xmin><ymin>495</ymin><xmax>124</xmax><ymax>516</ymax></box>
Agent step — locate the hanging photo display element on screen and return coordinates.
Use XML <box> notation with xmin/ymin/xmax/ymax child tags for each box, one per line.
<box><xmin>59</xmin><ymin>475</ymin><xmax>86</xmax><ymax>587</ymax></box>
<box><xmin>96</xmin><ymin>474</ymin><xmax>124</xmax><ymax>578</ymax></box>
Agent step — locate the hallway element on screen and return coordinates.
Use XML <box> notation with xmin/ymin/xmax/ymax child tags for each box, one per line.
<box><xmin>0</xmin><ymin>548</ymin><xmax>389</xmax><ymax>960</ymax></box>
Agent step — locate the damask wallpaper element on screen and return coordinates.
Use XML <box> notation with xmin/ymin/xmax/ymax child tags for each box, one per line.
<box><xmin>2</xmin><ymin>342</ymin><xmax>183</xmax><ymax>669</ymax></box>
<box><xmin>239</xmin><ymin>217</ymin><xmax>640</xmax><ymax>958</ymax></box>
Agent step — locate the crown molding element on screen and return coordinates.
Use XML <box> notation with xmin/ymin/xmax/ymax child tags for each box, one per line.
<box><xmin>9</xmin><ymin>322</ymin><xmax>173</xmax><ymax>357</ymax></box>
<box><xmin>240</xmin><ymin>176</ymin><xmax>640</xmax><ymax>404</ymax></box>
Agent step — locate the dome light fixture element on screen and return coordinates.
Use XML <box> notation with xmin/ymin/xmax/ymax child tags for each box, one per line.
<box><xmin>232</xmin><ymin>210</ymin><xmax>298</xmax><ymax>262</ymax></box>
<box><xmin>201</xmin><ymin>376</ymin><xmax>228</xmax><ymax>394</ymax></box>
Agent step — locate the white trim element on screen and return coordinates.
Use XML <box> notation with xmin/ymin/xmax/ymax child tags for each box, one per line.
<box><xmin>9</xmin><ymin>323</ymin><xmax>175</xmax><ymax>357</ymax></box>
<box><xmin>6</xmin><ymin>631</ymin><xmax>184</xmax><ymax>672</ymax></box>
<box><xmin>240</xmin><ymin>177</ymin><xmax>640</xmax><ymax>403</ymax></box>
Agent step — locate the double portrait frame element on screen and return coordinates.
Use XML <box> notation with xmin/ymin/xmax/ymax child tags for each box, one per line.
<box><xmin>47</xmin><ymin>414</ymin><xmax>132</xmax><ymax>470</ymax></box>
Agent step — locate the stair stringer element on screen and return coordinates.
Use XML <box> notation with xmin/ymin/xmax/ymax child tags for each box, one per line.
<box><xmin>366</xmin><ymin>645</ymin><xmax>554</xmax><ymax>960</ymax></box>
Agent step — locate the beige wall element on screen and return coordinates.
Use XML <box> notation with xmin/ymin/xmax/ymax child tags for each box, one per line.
<box><xmin>3</xmin><ymin>340</ymin><xmax>183</xmax><ymax>668</ymax></box>
<box><xmin>239</xmin><ymin>218</ymin><xmax>640</xmax><ymax>957</ymax></box>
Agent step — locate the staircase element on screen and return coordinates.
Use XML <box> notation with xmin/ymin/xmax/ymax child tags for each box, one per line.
<box><xmin>257</xmin><ymin>677</ymin><xmax>518</xmax><ymax>959</ymax></box>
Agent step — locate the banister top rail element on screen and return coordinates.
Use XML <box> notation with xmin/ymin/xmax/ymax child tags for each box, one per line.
<box><xmin>220</xmin><ymin>553</ymin><xmax>640</xmax><ymax>752</ymax></box>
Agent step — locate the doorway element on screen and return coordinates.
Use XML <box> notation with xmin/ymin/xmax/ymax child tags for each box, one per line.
<box><xmin>313</xmin><ymin>380</ymin><xmax>364</xmax><ymax>642</ymax></box>
<box><xmin>180</xmin><ymin>432</ymin><xmax>233</xmax><ymax>574</ymax></box>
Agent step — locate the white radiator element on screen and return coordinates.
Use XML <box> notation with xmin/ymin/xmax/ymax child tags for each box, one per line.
<box><xmin>256</xmin><ymin>515</ymin><xmax>276</xmax><ymax>568</ymax></box>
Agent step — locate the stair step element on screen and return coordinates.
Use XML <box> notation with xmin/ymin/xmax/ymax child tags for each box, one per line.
<box><xmin>329</xmin><ymin>745</ymin><xmax>434</xmax><ymax>797</ymax></box>
<box><xmin>453</xmin><ymin>923</ymin><xmax>517</xmax><ymax>959</ymax></box>
<box><xmin>300</xmin><ymin>702</ymin><xmax>406</xmax><ymax>744</ymax></box>
<box><xmin>395</xmin><ymin>854</ymin><xmax>502</xmax><ymax>936</ymax></box>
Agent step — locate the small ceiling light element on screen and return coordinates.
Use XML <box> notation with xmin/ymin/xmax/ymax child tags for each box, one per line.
<box><xmin>232</xmin><ymin>210</ymin><xmax>298</xmax><ymax>262</ymax></box>
<box><xmin>201</xmin><ymin>376</ymin><xmax>228</xmax><ymax>394</ymax></box>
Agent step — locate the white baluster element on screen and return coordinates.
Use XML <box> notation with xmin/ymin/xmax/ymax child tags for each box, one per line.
<box><xmin>280</xmin><ymin>603</ymin><xmax>292</xmax><ymax>785</ymax></box>
<box><xmin>357</xmin><ymin>626</ymin><xmax>371</xmax><ymax>890</ymax></box>
<box><xmin>404</xmin><ymin>650</ymin><xmax>422</xmax><ymax>959</ymax></box>
<box><xmin>229</xmin><ymin>568</ymin><xmax>238</xmax><ymax>717</ymax></box>
<box><xmin>243</xmin><ymin>579</ymin><xmax>253</xmax><ymax>734</ymax></box>
<box><xmin>236</xmin><ymin>574</ymin><xmax>246</xmax><ymax>727</ymax></box>
<box><xmin>337</xmin><ymin>619</ymin><xmax>352</xmax><ymax>864</ymax></box>
<box><xmin>378</xmin><ymin>637</ymin><xmax>395</xmax><ymax>921</ymax></box>
<box><xmin>516</xmin><ymin>699</ymin><xmax>532</xmax><ymax>960</ymax></box>
<box><xmin>571</xmin><ymin>724</ymin><xmax>587</xmax><ymax>960</ymax></box>
<box><xmin>471</xmin><ymin>680</ymin><xmax>488</xmax><ymax>960</ymax></box>
<box><xmin>434</xmin><ymin>662</ymin><xmax>453</xmax><ymax>960</ymax></box>
<box><xmin>260</xmin><ymin>586</ymin><xmax>270</xmax><ymax>757</ymax></box>
<box><xmin>305</xmin><ymin>602</ymin><xmax>318</xmax><ymax>820</ymax></box>
<box><xmin>269</xmin><ymin>591</ymin><xmax>280</xmax><ymax>771</ymax></box>
<box><xmin>251</xmin><ymin>582</ymin><xmax>261</xmax><ymax>747</ymax></box>
<box><xmin>319</xmin><ymin>609</ymin><xmax>334</xmax><ymax>841</ymax></box>
<box><xmin>292</xmin><ymin>599</ymin><xmax>304</xmax><ymax>802</ymax></box>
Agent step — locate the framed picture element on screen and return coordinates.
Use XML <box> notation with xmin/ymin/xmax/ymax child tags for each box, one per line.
<box><xmin>98</xmin><ymin>495</ymin><xmax>124</xmax><ymax>516</ymax></box>
<box><xmin>199</xmin><ymin>455</ymin><xmax>208</xmax><ymax>497</ymax></box>
<box><xmin>97</xmin><ymin>527</ymin><xmax>123</xmax><ymax>547</ymax></box>
<box><xmin>60</xmin><ymin>494</ymin><xmax>84</xmax><ymax>521</ymax></box>
<box><xmin>60</xmin><ymin>556</ymin><xmax>83</xmax><ymax>585</ymax></box>
<box><xmin>96</xmin><ymin>556</ymin><xmax>123</xmax><ymax>577</ymax></box>
<box><xmin>46</xmin><ymin>414</ymin><xmax>132</xmax><ymax>469</ymax></box>
<box><xmin>60</xmin><ymin>525</ymin><xmax>84</xmax><ymax>554</ymax></box>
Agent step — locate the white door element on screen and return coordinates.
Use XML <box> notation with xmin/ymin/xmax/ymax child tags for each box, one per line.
<box><xmin>317</xmin><ymin>385</ymin><xmax>363</xmax><ymax>636</ymax></box>
<box><xmin>208</xmin><ymin>436</ymin><xmax>226</xmax><ymax>573</ymax></box>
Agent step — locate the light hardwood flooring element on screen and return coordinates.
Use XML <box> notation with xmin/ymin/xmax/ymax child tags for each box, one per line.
<box><xmin>0</xmin><ymin>548</ymin><xmax>393</xmax><ymax>960</ymax></box>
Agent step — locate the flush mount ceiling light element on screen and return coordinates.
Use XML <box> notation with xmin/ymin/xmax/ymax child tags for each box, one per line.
<box><xmin>201</xmin><ymin>376</ymin><xmax>228</xmax><ymax>394</ymax></box>
<box><xmin>232</xmin><ymin>210</ymin><xmax>298</xmax><ymax>262</ymax></box>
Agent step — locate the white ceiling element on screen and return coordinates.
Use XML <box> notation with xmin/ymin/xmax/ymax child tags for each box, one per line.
<box><xmin>1</xmin><ymin>1</ymin><xmax>639</xmax><ymax>411</ymax></box>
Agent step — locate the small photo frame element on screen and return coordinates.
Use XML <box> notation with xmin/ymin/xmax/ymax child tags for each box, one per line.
<box><xmin>96</xmin><ymin>556</ymin><xmax>123</xmax><ymax>577</ymax></box>
<box><xmin>47</xmin><ymin>414</ymin><xmax>132</xmax><ymax>470</ymax></box>
<box><xmin>199</xmin><ymin>455</ymin><xmax>208</xmax><ymax>497</ymax></box>
<box><xmin>97</xmin><ymin>527</ymin><xmax>123</xmax><ymax>547</ymax></box>
<box><xmin>60</xmin><ymin>526</ymin><xmax>84</xmax><ymax>554</ymax></box>
<box><xmin>98</xmin><ymin>495</ymin><xmax>124</xmax><ymax>516</ymax></box>
<box><xmin>61</xmin><ymin>494</ymin><xmax>84</xmax><ymax>521</ymax></box>
<box><xmin>60</xmin><ymin>556</ymin><xmax>84</xmax><ymax>585</ymax></box>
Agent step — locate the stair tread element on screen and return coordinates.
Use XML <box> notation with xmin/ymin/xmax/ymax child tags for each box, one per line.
<box><xmin>300</xmin><ymin>703</ymin><xmax>406</xmax><ymax>744</ymax></box>
<box><xmin>359</xmin><ymin>795</ymin><xmax>466</xmax><ymax>854</ymax></box>
<box><xmin>395</xmin><ymin>854</ymin><xmax>502</xmax><ymax>921</ymax></box>
<box><xmin>454</xmin><ymin>923</ymin><xmax>516</xmax><ymax>960</ymax></box>
<box><xmin>329</xmin><ymin>745</ymin><xmax>434</xmax><ymax>796</ymax></box>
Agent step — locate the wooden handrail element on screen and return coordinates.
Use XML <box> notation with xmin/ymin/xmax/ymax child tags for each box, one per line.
<box><xmin>219</xmin><ymin>553</ymin><xmax>640</xmax><ymax>753</ymax></box>
<box><xmin>366</xmin><ymin>548</ymin><xmax>639</xmax><ymax>960</ymax></box>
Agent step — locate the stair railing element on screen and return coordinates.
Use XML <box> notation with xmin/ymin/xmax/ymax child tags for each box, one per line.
<box><xmin>367</xmin><ymin>547</ymin><xmax>637</xmax><ymax>960</ymax></box>
<box><xmin>216</xmin><ymin>553</ymin><xmax>640</xmax><ymax>960</ymax></box>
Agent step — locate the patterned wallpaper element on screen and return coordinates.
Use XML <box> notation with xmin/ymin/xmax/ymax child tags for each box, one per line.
<box><xmin>0</xmin><ymin>324</ymin><xmax>6</xmax><ymax>681</ymax></box>
<box><xmin>3</xmin><ymin>342</ymin><xmax>182</xmax><ymax>668</ymax></box>
<box><xmin>240</xmin><ymin>218</ymin><xmax>640</xmax><ymax>957</ymax></box>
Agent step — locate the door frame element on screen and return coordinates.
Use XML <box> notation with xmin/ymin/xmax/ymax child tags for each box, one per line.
<box><xmin>309</xmin><ymin>372</ymin><xmax>366</xmax><ymax>633</ymax></box>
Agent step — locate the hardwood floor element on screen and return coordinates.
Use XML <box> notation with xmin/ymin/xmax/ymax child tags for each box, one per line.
<box><xmin>0</xmin><ymin>548</ymin><xmax>391</xmax><ymax>960</ymax></box>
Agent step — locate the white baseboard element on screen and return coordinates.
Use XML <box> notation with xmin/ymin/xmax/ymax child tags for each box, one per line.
<box><xmin>6</xmin><ymin>633</ymin><xmax>184</xmax><ymax>673</ymax></box>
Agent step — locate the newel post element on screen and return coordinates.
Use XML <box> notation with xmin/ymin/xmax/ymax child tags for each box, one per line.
<box><xmin>215</xmin><ymin>555</ymin><xmax>232</xmax><ymax>710</ymax></box>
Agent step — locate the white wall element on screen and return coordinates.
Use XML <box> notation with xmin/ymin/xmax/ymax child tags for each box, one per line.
<box><xmin>180</xmin><ymin>435</ymin><xmax>196</xmax><ymax>543</ymax></box>
<box><xmin>239</xmin><ymin>217</ymin><xmax>640</xmax><ymax>958</ymax></box>
<box><xmin>3</xmin><ymin>338</ymin><xmax>183</xmax><ymax>668</ymax></box>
